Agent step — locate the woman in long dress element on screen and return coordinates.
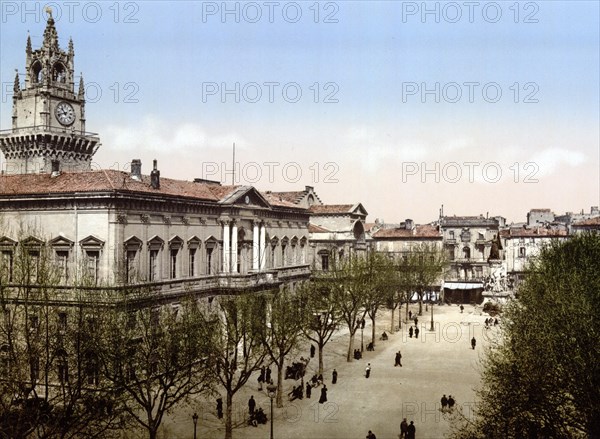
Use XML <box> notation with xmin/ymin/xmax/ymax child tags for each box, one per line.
<box><xmin>319</xmin><ymin>385</ymin><xmax>327</xmax><ymax>404</ymax></box>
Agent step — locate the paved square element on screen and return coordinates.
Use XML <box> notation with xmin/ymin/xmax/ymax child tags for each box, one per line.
<box><xmin>157</xmin><ymin>304</ymin><xmax>496</xmax><ymax>439</ymax></box>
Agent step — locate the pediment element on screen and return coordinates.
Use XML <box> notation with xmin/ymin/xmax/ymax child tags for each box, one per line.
<box><xmin>49</xmin><ymin>235</ymin><xmax>75</xmax><ymax>247</ymax></box>
<box><xmin>79</xmin><ymin>235</ymin><xmax>105</xmax><ymax>249</ymax></box>
<box><xmin>222</xmin><ymin>186</ymin><xmax>271</xmax><ymax>208</ymax></box>
<box><xmin>21</xmin><ymin>236</ymin><xmax>44</xmax><ymax>247</ymax></box>
<box><xmin>0</xmin><ymin>236</ymin><xmax>17</xmax><ymax>247</ymax></box>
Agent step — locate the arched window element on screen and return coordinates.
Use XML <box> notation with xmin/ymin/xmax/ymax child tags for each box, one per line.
<box><xmin>463</xmin><ymin>246</ymin><xmax>470</xmax><ymax>259</ymax></box>
<box><xmin>52</xmin><ymin>62</ymin><xmax>66</xmax><ymax>83</ymax></box>
<box><xmin>31</xmin><ymin>61</ymin><xmax>42</xmax><ymax>83</ymax></box>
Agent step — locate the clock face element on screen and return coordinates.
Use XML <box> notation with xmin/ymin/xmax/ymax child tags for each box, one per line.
<box><xmin>55</xmin><ymin>101</ymin><xmax>75</xmax><ymax>126</ymax></box>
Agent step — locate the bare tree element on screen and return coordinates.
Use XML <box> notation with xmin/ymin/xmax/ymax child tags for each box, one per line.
<box><xmin>260</xmin><ymin>287</ymin><xmax>304</xmax><ymax>408</ymax></box>
<box><xmin>206</xmin><ymin>293</ymin><xmax>267</xmax><ymax>439</ymax></box>
<box><xmin>97</xmin><ymin>289</ymin><xmax>214</xmax><ymax>439</ymax></box>
<box><xmin>298</xmin><ymin>279</ymin><xmax>339</xmax><ymax>376</ymax></box>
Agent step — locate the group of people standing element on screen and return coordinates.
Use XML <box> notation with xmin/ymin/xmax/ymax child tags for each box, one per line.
<box><xmin>399</xmin><ymin>418</ymin><xmax>417</xmax><ymax>438</ymax></box>
<box><xmin>440</xmin><ymin>394</ymin><xmax>456</xmax><ymax>412</ymax></box>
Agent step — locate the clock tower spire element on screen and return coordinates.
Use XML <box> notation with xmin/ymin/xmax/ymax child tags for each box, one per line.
<box><xmin>0</xmin><ymin>9</ymin><xmax>99</xmax><ymax>174</ymax></box>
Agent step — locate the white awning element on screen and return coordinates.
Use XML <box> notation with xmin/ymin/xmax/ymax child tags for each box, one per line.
<box><xmin>443</xmin><ymin>282</ymin><xmax>484</xmax><ymax>290</ymax></box>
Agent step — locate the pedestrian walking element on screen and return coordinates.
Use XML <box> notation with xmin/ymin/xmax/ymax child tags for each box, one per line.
<box><xmin>365</xmin><ymin>363</ymin><xmax>371</xmax><ymax>379</ymax></box>
<box><xmin>471</xmin><ymin>337</ymin><xmax>476</xmax><ymax>349</ymax></box>
<box><xmin>319</xmin><ymin>385</ymin><xmax>328</xmax><ymax>404</ymax></box>
<box><xmin>332</xmin><ymin>369</ymin><xmax>338</xmax><ymax>384</ymax></box>
<box><xmin>258</xmin><ymin>366</ymin><xmax>265</xmax><ymax>390</ymax></box>
<box><xmin>394</xmin><ymin>351</ymin><xmax>401</xmax><ymax>367</ymax></box>
<box><xmin>408</xmin><ymin>310</ymin><xmax>412</xmax><ymax>320</ymax></box>
<box><xmin>265</xmin><ymin>366</ymin><xmax>272</xmax><ymax>383</ymax></box>
<box><xmin>306</xmin><ymin>382</ymin><xmax>312</xmax><ymax>398</ymax></box>
<box><xmin>441</xmin><ymin>394</ymin><xmax>448</xmax><ymax>412</ymax></box>
<box><xmin>248</xmin><ymin>395</ymin><xmax>256</xmax><ymax>415</ymax></box>
<box><xmin>448</xmin><ymin>395</ymin><xmax>455</xmax><ymax>411</ymax></box>
<box><xmin>409</xmin><ymin>326</ymin><xmax>413</xmax><ymax>338</ymax></box>
<box><xmin>460</xmin><ymin>304</ymin><xmax>464</xmax><ymax>313</ymax></box>
<box><xmin>400</xmin><ymin>418</ymin><xmax>408</xmax><ymax>438</ymax></box>
<box><xmin>310</xmin><ymin>344</ymin><xmax>316</xmax><ymax>358</ymax></box>
<box><xmin>414</xmin><ymin>317</ymin><xmax>418</xmax><ymax>326</ymax></box>
<box><xmin>407</xmin><ymin>421</ymin><xmax>416</xmax><ymax>439</ymax></box>
<box><xmin>366</xmin><ymin>430</ymin><xmax>377</xmax><ymax>439</ymax></box>
<box><xmin>414</xmin><ymin>326</ymin><xmax>419</xmax><ymax>339</ymax></box>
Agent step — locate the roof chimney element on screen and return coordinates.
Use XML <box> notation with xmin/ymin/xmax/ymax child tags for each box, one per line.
<box><xmin>51</xmin><ymin>159</ymin><xmax>60</xmax><ymax>178</ymax></box>
<box><xmin>150</xmin><ymin>159</ymin><xmax>160</xmax><ymax>189</ymax></box>
<box><xmin>405</xmin><ymin>219</ymin><xmax>414</xmax><ymax>230</ymax></box>
<box><xmin>130</xmin><ymin>159</ymin><xmax>142</xmax><ymax>181</ymax></box>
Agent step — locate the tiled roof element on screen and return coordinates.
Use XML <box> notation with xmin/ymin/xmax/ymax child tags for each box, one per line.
<box><xmin>373</xmin><ymin>224</ymin><xmax>441</xmax><ymax>239</ymax></box>
<box><xmin>270</xmin><ymin>191</ymin><xmax>306</xmax><ymax>204</ymax></box>
<box><xmin>308</xmin><ymin>223</ymin><xmax>330</xmax><ymax>233</ymax></box>
<box><xmin>261</xmin><ymin>192</ymin><xmax>303</xmax><ymax>208</ymax></box>
<box><xmin>441</xmin><ymin>216</ymin><xmax>499</xmax><ymax>227</ymax></box>
<box><xmin>529</xmin><ymin>208</ymin><xmax>552</xmax><ymax>212</ymax></box>
<box><xmin>309</xmin><ymin>204</ymin><xmax>354</xmax><ymax>214</ymax></box>
<box><xmin>572</xmin><ymin>217</ymin><xmax>600</xmax><ymax>226</ymax></box>
<box><xmin>0</xmin><ymin>170</ymin><xmax>224</xmax><ymax>201</ymax></box>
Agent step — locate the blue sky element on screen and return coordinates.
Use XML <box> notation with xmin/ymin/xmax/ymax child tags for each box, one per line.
<box><xmin>1</xmin><ymin>1</ymin><xmax>598</xmax><ymax>223</ymax></box>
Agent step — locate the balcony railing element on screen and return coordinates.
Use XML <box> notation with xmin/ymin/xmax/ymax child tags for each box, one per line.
<box><xmin>0</xmin><ymin>125</ymin><xmax>99</xmax><ymax>138</ymax></box>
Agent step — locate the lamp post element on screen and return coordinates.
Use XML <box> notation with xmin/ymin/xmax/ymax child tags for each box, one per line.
<box><xmin>267</xmin><ymin>382</ymin><xmax>277</xmax><ymax>439</ymax></box>
<box><xmin>192</xmin><ymin>412</ymin><xmax>198</xmax><ymax>439</ymax></box>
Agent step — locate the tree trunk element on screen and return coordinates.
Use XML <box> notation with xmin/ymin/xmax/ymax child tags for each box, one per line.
<box><xmin>405</xmin><ymin>301</ymin><xmax>409</xmax><ymax>322</ymax></box>
<box><xmin>346</xmin><ymin>331</ymin><xmax>355</xmax><ymax>362</ymax></box>
<box><xmin>371</xmin><ymin>316</ymin><xmax>376</xmax><ymax>348</ymax></box>
<box><xmin>318</xmin><ymin>343</ymin><xmax>324</xmax><ymax>376</ymax></box>
<box><xmin>148</xmin><ymin>426</ymin><xmax>158</xmax><ymax>439</ymax></box>
<box><xmin>225</xmin><ymin>392</ymin><xmax>233</xmax><ymax>439</ymax></box>
<box><xmin>276</xmin><ymin>360</ymin><xmax>284</xmax><ymax>408</ymax></box>
<box><xmin>390</xmin><ymin>306</ymin><xmax>395</xmax><ymax>333</ymax></box>
<box><xmin>418</xmin><ymin>293</ymin><xmax>423</xmax><ymax>316</ymax></box>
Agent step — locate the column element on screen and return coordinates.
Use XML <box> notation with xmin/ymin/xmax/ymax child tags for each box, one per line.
<box><xmin>252</xmin><ymin>221</ymin><xmax>259</xmax><ymax>270</ymax></box>
<box><xmin>222</xmin><ymin>221</ymin><xmax>230</xmax><ymax>273</ymax></box>
<box><xmin>231</xmin><ymin>221</ymin><xmax>238</xmax><ymax>273</ymax></box>
<box><xmin>259</xmin><ymin>222</ymin><xmax>266</xmax><ymax>271</ymax></box>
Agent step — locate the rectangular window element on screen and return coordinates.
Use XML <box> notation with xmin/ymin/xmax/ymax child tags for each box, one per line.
<box><xmin>28</xmin><ymin>250</ymin><xmax>40</xmax><ymax>283</ymax></box>
<box><xmin>281</xmin><ymin>245</ymin><xmax>286</xmax><ymax>267</ymax></box>
<box><xmin>321</xmin><ymin>254</ymin><xmax>329</xmax><ymax>271</ymax></box>
<box><xmin>189</xmin><ymin>248</ymin><xmax>196</xmax><ymax>277</ymax></box>
<box><xmin>125</xmin><ymin>250</ymin><xmax>137</xmax><ymax>283</ymax></box>
<box><xmin>519</xmin><ymin>247</ymin><xmax>526</xmax><ymax>258</ymax></box>
<box><xmin>55</xmin><ymin>250</ymin><xmax>69</xmax><ymax>283</ymax></box>
<box><xmin>58</xmin><ymin>312</ymin><xmax>67</xmax><ymax>334</ymax></box>
<box><xmin>149</xmin><ymin>250</ymin><xmax>159</xmax><ymax>281</ymax></box>
<box><xmin>1</xmin><ymin>251</ymin><xmax>13</xmax><ymax>282</ymax></box>
<box><xmin>85</xmin><ymin>250</ymin><xmax>100</xmax><ymax>284</ymax></box>
<box><xmin>170</xmin><ymin>249</ymin><xmax>178</xmax><ymax>279</ymax></box>
<box><xmin>206</xmin><ymin>247</ymin><xmax>213</xmax><ymax>275</ymax></box>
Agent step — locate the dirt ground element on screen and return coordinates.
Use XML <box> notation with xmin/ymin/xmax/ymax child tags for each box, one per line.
<box><xmin>134</xmin><ymin>303</ymin><xmax>499</xmax><ymax>439</ymax></box>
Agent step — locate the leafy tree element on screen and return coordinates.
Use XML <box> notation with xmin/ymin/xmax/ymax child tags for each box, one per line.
<box><xmin>451</xmin><ymin>233</ymin><xmax>600</xmax><ymax>438</ymax></box>
<box><xmin>362</xmin><ymin>252</ymin><xmax>396</xmax><ymax>348</ymax></box>
<box><xmin>207</xmin><ymin>294</ymin><xmax>267</xmax><ymax>439</ymax></box>
<box><xmin>97</xmin><ymin>290</ymin><xmax>214</xmax><ymax>439</ymax></box>
<box><xmin>327</xmin><ymin>253</ymin><xmax>370</xmax><ymax>362</ymax></box>
<box><xmin>406</xmin><ymin>243</ymin><xmax>447</xmax><ymax>316</ymax></box>
<box><xmin>261</xmin><ymin>287</ymin><xmax>304</xmax><ymax>408</ymax></box>
<box><xmin>298</xmin><ymin>279</ymin><xmax>339</xmax><ymax>376</ymax></box>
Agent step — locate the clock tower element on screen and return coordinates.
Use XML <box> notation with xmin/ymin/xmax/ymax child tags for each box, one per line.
<box><xmin>0</xmin><ymin>10</ymin><xmax>100</xmax><ymax>174</ymax></box>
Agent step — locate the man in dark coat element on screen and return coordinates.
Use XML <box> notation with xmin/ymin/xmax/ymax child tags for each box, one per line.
<box><xmin>460</xmin><ymin>304</ymin><xmax>464</xmax><ymax>313</ymax></box>
<box><xmin>471</xmin><ymin>337</ymin><xmax>476</xmax><ymax>349</ymax></box>
<box><xmin>409</xmin><ymin>326</ymin><xmax>413</xmax><ymax>338</ymax></box>
<box><xmin>332</xmin><ymin>369</ymin><xmax>338</xmax><ymax>384</ymax></box>
<box><xmin>448</xmin><ymin>395</ymin><xmax>455</xmax><ymax>411</ymax></box>
<box><xmin>305</xmin><ymin>381</ymin><xmax>312</xmax><ymax>398</ymax></box>
<box><xmin>319</xmin><ymin>385</ymin><xmax>327</xmax><ymax>404</ymax></box>
<box><xmin>441</xmin><ymin>394</ymin><xmax>448</xmax><ymax>412</ymax></box>
<box><xmin>248</xmin><ymin>395</ymin><xmax>256</xmax><ymax>415</ymax></box>
<box><xmin>265</xmin><ymin>366</ymin><xmax>272</xmax><ymax>383</ymax></box>
<box><xmin>366</xmin><ymin>430</ymin><xmax>376</xmax><ymax>439</ymax></box>
<box><xmin>400</xmin><ymin>418</ymin><xmax>408</xmax><ymax>438</ymax></box>
<box><xmin>409</xmin><ymin>310</ymin><xmax>412</xmax><ymax>320</ymax></box>
<box><xmin>258</xmin><ymin>366</ymin><xmax>265</xmax><ymax>390</ymax></box>
<box><xmin>395</xmin><ymin>351</ymin><xmax>401</xmax><ymax>367</ymax></box>
<box><xmin>407</xmin><ymin>421</ymin><xmax>416</xmax><ymax>439</ymax></box>
<box><xmin>310</xmin><ymin>344</ymin><xmax>316</xmax><ymax>358</ymax></box>
<box><xmin>365</xmin><ymin>363</ymin><xmax>371</xmax><ymax>378</ymax></box>
<box><xmin>414</xmin><ymin>326</ymin><xmax>420</xmax><ymax>338</ymax></box>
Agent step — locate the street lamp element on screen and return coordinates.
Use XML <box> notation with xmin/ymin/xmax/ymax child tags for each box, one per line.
<box><xmin>267</xmin><ymin>382</ymin><xmax>277</xmax><ymax>439</ymax></box>
<box><xmin>192</xmin><ymin>412</ymin><xmax>198</xmax><ymax>439</ymax></box>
